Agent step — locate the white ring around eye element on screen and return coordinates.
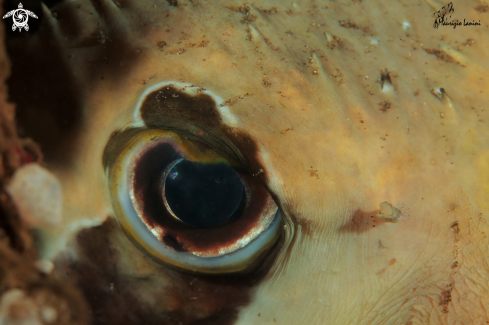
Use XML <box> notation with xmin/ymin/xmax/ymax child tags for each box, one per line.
<box><xmin>108</xmin><ymin>129</ymin><xmax>281</xmax><ymax>274</ymax></box>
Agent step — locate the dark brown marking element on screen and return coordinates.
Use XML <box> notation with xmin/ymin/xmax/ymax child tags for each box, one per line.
<box><xmin>378</xmin><ymin>100</ymin><xmax>392</xmax><ymax>113</ymax></box>
<box><xmin>326</xmin><ymin>35</ymin><xmax>342</xmax><ymax>50</ymax></box>
<box><xmin>338</xmin><ymin>20</ymin><xmax>372</xmax><ymax>35</ymax></box>
<box><xmin>451</xmin><ymin>221</ymin><xmax>459</xmax><ymax>234</ymax></box>
<box><xmin>226</xmin><ymin>5</ymin><xmax>250</xmax><ymax>14</ymax></box>
<box><xmin>339</xmin><ymin>209</ymin><xmax>387</xmax><ymax>234</ymax></box>
<box><xmin>440</xmin><ymin>283</ymin><xmax>453</xmax><ymax>314</ymax></box>
<box><xmin>257</xmin><ymin>7</ymin><xmax>278</xmax><ymax>15</ymax></box>
<box><xmin>139</xmin><ymin>86</ymin><xmax>265</xmax><ymax>181</ymax></box>
<box><xmin>157</xmin><ymin>40</ymin><xmax>167</xmax><ymax>50</ymax></box>
<box><xmin>423</xmin><ymin>48</ymin><xmax>462</xmax><ymax>66</ymax></box>
<box><xmin>338</xmin><ymin>20</ymin><xmax>360</xmax><ymax>29</ymax></box>
<box><xmin>226</xmin><ymin>5</ymin><xmax>257</xmax><ymax>25</ymax></box>
<box><xmin>162</xmin><ymin>235</ymin><xmax>185</xmax><ymax>252</ymax></box>
<box><xmin>222</xmin><ymin>93</ymin><xmax>251</xmax><ymax>106</ymax></box>
<box><xmin>59</xmin><ymin>217</ymin><xmax>282</xmax><ymax>325</ymax></box>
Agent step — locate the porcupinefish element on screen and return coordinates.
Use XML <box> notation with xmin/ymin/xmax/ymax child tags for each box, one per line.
<box><xmin>4</xmin><ymin>0</ymin><xmax>489</xmax><ymax>324</ymax></box>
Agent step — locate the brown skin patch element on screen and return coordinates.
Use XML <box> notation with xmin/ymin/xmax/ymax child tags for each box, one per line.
<box><xmin>139</xmin><ymin>85</ymin><xmax>266</xmax><ymax>180</ymax></box>
<box><xmin>62</xmin><ymin>218</ymin><xmax>282</xmax><ymax>325</ymax></box>
<box><xmin>339</xmin><ymin>209</ymin><xmax>388</xmax><ymax>234</ymax></box>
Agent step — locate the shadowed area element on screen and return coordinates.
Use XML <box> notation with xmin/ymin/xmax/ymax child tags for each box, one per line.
<box><xmin>56</xmin><ymin>217</ymin><xmax>282</xmax><ymax>325</ymax></box>
<box><xmin>4</xmin><ymin>0</ymin><xmax>153</xmax><ymax>164</ymax></box>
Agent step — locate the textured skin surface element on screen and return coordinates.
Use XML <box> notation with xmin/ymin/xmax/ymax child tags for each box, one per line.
<box><xmin>5</xmin><ymin>0</ymin><xmax>489</xmax><ymax>324</ymax></box>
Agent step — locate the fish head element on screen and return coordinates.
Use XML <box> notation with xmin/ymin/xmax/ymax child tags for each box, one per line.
<box><xmin>5</xmin><ymin>0</ymin><xmax>489</xmax><ymax>324</ymax></box>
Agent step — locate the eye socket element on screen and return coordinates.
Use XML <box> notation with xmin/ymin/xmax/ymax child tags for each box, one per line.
<box><xmin>106</xmin><ymin>129</ymin><xmax>281</xmax><ymax>274</ymax></box>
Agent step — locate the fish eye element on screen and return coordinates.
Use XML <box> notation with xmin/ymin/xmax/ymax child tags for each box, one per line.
<box><xmin>163</xmin><ymin>158</ymin><xmax>245</xmax><ymax>228</ymax></box>
<box><xmin>105</xmin><ymin>129</ymin><xmax>281</xmax><ymax>274</ymax></box>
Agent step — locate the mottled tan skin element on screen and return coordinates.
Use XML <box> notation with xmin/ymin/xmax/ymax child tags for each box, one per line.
<box><xmin>6</xmin><ymin>0</ymin><xmax>489</xmax><ymax>324</ymax></box>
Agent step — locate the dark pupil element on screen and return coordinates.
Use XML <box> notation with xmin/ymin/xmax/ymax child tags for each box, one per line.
<box><xmin>164</xmin><ymin>160</ymin><xmax>244</xmax><ymax>228</ymax></box>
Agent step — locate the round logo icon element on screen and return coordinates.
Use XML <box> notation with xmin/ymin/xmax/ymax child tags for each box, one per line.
<box><xmin>3</xmin><ymin>3</ymin><xmax>38</xmax><ymax>32</ymax></box>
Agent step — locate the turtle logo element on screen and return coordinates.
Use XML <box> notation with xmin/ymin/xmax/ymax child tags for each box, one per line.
<box><xmin>2</xmin><ymin>3</ymin><xmax>38</xmax><ymax>32</ymax></box>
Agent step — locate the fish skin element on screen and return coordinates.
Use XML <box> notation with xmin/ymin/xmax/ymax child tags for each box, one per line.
<box><xmin>5</xmin><ymin>0</ymin><xmax>489</xmax><ymax>324</ymax></box>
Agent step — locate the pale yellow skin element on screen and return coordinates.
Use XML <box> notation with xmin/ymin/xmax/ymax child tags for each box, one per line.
<box><xmin>7</xmin><ymin>0</ymin><xmax>489</xmax><ymax>324</ymax></box>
